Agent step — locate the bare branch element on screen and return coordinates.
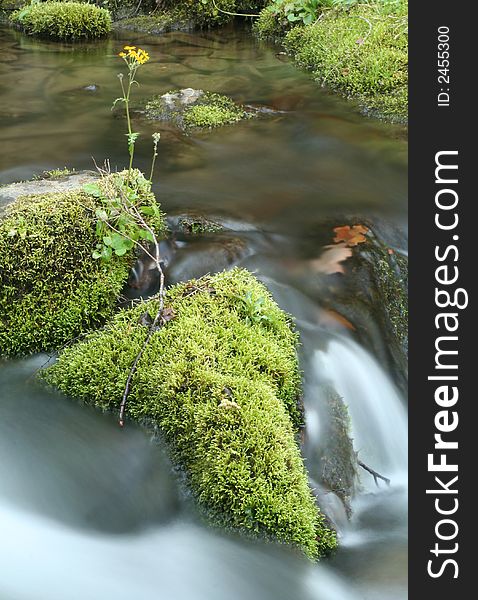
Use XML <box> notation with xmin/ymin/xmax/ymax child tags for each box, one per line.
<box><xmin>358</xmin><ymin>460</ymin><xmax>391</xmax><ymax>487</ymax></box>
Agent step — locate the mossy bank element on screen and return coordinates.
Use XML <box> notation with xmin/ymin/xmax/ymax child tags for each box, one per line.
<box><xmin>255</xmin><ymin>1</ymin><xmax>408</xmax><ymax>123</ymax></box>
<box><xmin>0</xmin><ymin>171</ymin><xmax>165</xmax><ymax>357</ymax></box>
<box><xmin>44</xmin><ymin>268</ymin><xmax>337</xmax><ymax>558</ymax></box>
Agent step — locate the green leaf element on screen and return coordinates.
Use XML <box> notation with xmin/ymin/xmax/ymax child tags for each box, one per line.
<box><xmin>83</xmin><ymin>183</ymin><xmax>102</xmax><ymax>198</ymax></box>
<box><xmin>101</xmin><ymin>245</ymin><xmax>113</xmax><ymax>261</ymax></box>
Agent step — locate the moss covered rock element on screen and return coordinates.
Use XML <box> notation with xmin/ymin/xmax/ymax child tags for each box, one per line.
<box><xmin>113</xmin><ymin>10</ymin><xmax>194</xmax><ymax>34</ymax></box>
<box><xmin>144</xmin><ymin>88</ymin><xmax>252</xmax><ymax>132</ymax></box>
<box><xmin>0</xmin><ymin>171</ymin><xmax>165</xmax><ymax>357</ymax></box>
<box><xmin>44</xmin><ymin>268</ymin><xmax>336</xmax><ymax>558</ymax></box>
<box><xmin>11</xmin><ymin>2</ymin><xmax>112</xmax><ymax>40</ymax></box>
<box><xmin>255</xmin><ymin>1</ymin><xmax>408</xmax><ymax>123</ymax></box>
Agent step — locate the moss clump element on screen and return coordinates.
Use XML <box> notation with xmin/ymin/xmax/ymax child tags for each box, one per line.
<box><xmin>177</xmin><ymin>214</ymin><xmax>224</xmax><ymax>234</ymax></box>
<box><xmin>144</xmin><ymin>90</ymin><xmax>250</xmax><ymax>132</ymax></box>
<box><xmin>256</xmin><ymin>1</ymin><xmax>408</xmax><ymax>123</ymax></box>
<box><xmin>0</xmin><ymin>171</ymin><xmax>165</xmax><ymax>357</ymax></box>
<box><xmin>11</xmin><ymin>2</ymin><xmax>112</xmax><ymax>40</ymax></box>
<box><xmin>34</xmin><ymin>167</ymin><xmax>76</xmax><ymax>180</ymax></box>
<box><xmin>183</xmin><ymin>103</ymin><xmax>243</xmax><ymax>129</ymax></box>
<box><xmin>44</xmin><ymin>268</ymin><xmax>336</xmax><ymax>558</ymax></box>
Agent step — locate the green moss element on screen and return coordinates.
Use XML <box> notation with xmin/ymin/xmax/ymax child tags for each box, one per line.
<box><xmin>184</xmin><ymin>104</ymin><xmax>242</xmax><ymax>129</ymax></box>
<box><xmin>44</xmin><ymin>268</ymin><xmax>336</xmax><ymax>558</ymax></box>
<box><xmin>0</xmin><ymin>171</ymin><xmax>165</xmax><ymax>357</ymax></box>
<box><xmin>144</xmin><ymin>90</ymin><xmax>250</xmax><ymax>132</ymax></box>
<box><xmin>253</xmin><ymin>1</ymin><xmax>292</xmax><ymax>39</ymax></box>
<box><xmin>34</xmin><ymin>167</ymin><xmax>76</xmax><ymax>180</ymax></box>
<box><xmin>11</xmin><ymin>2</ymin><xmax>112</xmax><ymax>40</ymax></box>
<box><xmin>372</xmin><ymin>247</ymin><xmax>408</xmax><ymax>353</ymax></box>
<box><xmin>256</xmin><ymin>1</ymin><xmax>408</xmax><ymax>123</ymax></box>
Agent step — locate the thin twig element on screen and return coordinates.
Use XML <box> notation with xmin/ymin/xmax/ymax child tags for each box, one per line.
<box><xmin>118</xmin><ymin>197</ymin><xmax>166</xmax><ymax>427</ymax></box>
<box><xmin>211</xmin><ymin>0</ymin><xmax>259</xmax><ymax>18</ymax></box>
<box><xmin>358</xmin><ymin>460</ymin><xmax>391</xmax><ymax>487</ymax></box>
<box><xmin>356</xmin><ymin>15</ymin><xmax>373</xmax><ymax>41</ymax></box>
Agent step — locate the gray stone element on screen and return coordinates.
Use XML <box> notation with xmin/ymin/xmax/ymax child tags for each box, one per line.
<box><xmin>0</xmin><ymin>172</ymin><xmax>99</xmax><ymax>210</ymax></box>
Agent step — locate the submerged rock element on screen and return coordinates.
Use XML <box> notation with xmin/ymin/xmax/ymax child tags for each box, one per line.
<box><xmin>168</xmin><ymin>212</ymin><xmax>224</xmax><ymax>235</ymax></box>
<box><xmin>113</xmin><ymin>12</ymin><xmax>194</xmax><ymax>35</ymax></box>
<box><xmin>143</xmin><ymin>89</ymin><xmax>254</xmax><ymax>132</ymax></box>
<box><xmin>0</xmin><ymin>170</ymin><xmax>166</xmax><ymax>357</ymax></box>
<box><xmin>43</xmin><ymin>268</ymin><xmax>337</xmax><ymax>559</ymax></box>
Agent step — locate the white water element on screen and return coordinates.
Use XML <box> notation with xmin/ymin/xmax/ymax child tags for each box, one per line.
<box><xmin>0</xmin><ymin>499</ymin><xmax>361</xmax><ymax>600</ymax></box>
<box><xmin>316</xmin><ymin>335</ymin><xmax>408</xmax><ymax>482</ymax></box>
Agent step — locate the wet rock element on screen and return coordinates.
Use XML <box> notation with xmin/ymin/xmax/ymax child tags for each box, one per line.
<box><xmin>168</xmin><ymin>212</ymin><xmax>224</xmax><ymax>235</ymax></box>
<box><xmin>168</xmin><ymin>212</ymin><xmax>260</xmax><ymax>234</ymax></box>
<box><xmin>310</xmin><ymin>217</ymin><xmax>408</xmax><ymax>392</ymax></box>
<box><xmin>308</xmin><ymin>386</ymin><xmax>359</xmax><ymax>518</ymax></box>
<box><xmin>0</xmin><ymin>171</ymin><xmax>98</xmax><ymax>211</ymax></box>
<box><xmin>311</xmin><ymin>482</ymin><xmax>349</xmax><ymax>534</ymax></box>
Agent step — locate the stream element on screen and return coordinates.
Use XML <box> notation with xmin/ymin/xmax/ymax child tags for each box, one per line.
<box><xmin>0</xmin><ymin>23</ymin><xmax>407</xmax><ymax>600</ymax></box>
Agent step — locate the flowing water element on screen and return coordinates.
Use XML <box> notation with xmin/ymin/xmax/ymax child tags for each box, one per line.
<box><xmin>0</xmin><ymin>23</ymin><xmax>407</xmax><ymax>600</ymax></box>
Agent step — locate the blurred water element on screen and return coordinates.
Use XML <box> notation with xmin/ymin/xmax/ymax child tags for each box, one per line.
<box><xmin>0</xmin><ymin>25</ymin><xmax>407</xmax><ymax>232</ymax></box>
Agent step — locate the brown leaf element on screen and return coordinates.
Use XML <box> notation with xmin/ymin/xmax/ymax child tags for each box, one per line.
<box><xmin>161</xmin><ymin>307</ymin><xmax>176</xmax><ymax>323</ymax></box>
<box><xmin>319</xmin><ymin>309</ymin><xmax>356</xmax><ymax>331</ymax></box>
<box><xmin>333</xmin><ymin>224</ymin><xmax>369</xmax><ymax>247</ymax></box>
<box><xmin>309</xmin><ymin>243</ymin><xmax>353</xmax><ymax>275</ymax></box>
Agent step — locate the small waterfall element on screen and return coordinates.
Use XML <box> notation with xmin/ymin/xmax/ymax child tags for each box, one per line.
<box><xmin>316</xmin><ymin>336</ymin><xmax>408</xmax><ymax>482</ymax></box>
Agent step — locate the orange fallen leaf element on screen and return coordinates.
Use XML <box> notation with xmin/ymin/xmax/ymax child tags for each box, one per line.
<box><xmin>319</xmin><ymin>308</ymin><xmax>356</xmax><ymax>331</ymax></box>
<box><xmin>333</xmin><ymin>224</ymin><xmax>369</xmax><ymax>247</ymax></box>
<box><xmin>309</xmin><ymin>243</ymin><xmax>352</xmax><ymax>275</ymax></box>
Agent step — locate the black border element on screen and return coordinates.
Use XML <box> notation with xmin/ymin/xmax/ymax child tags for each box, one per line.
<box><xmin>409</xmin><ymin>1</ymin><xmax>475</xmax><ymax>595</ymax></box>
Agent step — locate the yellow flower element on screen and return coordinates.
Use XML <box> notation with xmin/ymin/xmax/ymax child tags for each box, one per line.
<box><xmin>118</xmin><ymin>45</ymin><xmax>150</xmax><ymax>65</ymax></box>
